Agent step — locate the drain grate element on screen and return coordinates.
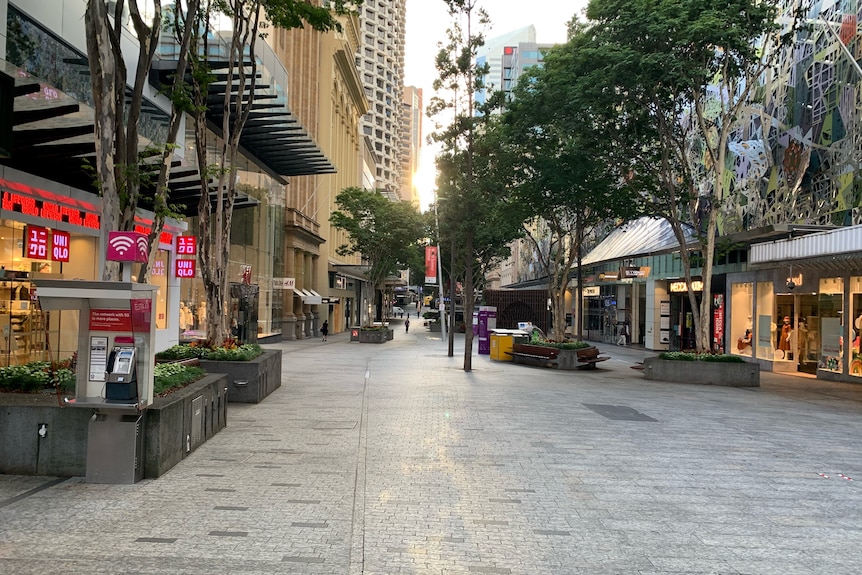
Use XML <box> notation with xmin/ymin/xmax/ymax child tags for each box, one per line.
<box><xmin>583</xmin><ymin>403</ymin><xmax>657</xmax><ymax>422</ymax></box>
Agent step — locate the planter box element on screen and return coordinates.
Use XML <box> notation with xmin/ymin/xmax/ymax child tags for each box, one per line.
<box><xmin>556</xmin><ymin>347</ymin><xmax>602</xmax><ymax>370</ymax></box>
<box><xmin>0</xmin><ymin>373</ymin><xmax>229</xmax><ymax>479</ymax></box>
<box><xmin>143</xmin><ymin>373</ymin><xmax>228</xmax><ymax>478</ymax></box>
<box><xmin>643</xmin><ymin>357</ymin><xmax>760</xmax><ymax>387</ymax></box>
<box><xmin>199</xmin><ymin>349</ymin><xmax>282</xmax><ymax>403</ymax></box>
<box><xmin>357</xmin><ymin>330</ymin><xmax>392</xmax><ymax>343</ymax></box>
<box><xmin>0</xmin><ymin>395</ymin><xmax>91</xmax><ymax>476</ymax></box>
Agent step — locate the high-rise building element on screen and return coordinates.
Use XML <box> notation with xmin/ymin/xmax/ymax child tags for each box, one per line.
<box><xmin>357</xmin><ymin>0</ymin><xmax>407</xmax><ymax>200</ymax></box>
<box><xmin>400</xmin><ymin>86</ymin><xmax>422</xmax><ymax>205</ymax></box>
<box><xmin>500</xmin><ymin>42</ymin><xmax>555</xmax><ymax>102</ymax></box>
<box><xmin>476</xmin><ymin>25</ymin><xmax>536</xmax><ymax>105</ymax></box>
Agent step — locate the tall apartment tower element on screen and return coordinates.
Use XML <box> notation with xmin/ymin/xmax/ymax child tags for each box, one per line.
<box><xmin>400</xmin><ymin>86</ymin><xmax>422</xmax><ymax>205</ymax></box>
<box><xmin>357</xmin><ymin>0</ymin><xmax>407</xmax><ymax>199</ymax></box>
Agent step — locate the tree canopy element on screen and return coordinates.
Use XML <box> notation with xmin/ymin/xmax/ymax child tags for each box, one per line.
<box><xmin>330</xmin><ymin>187</ymin><xmax>427</xmax><ymax>320</ymax></box>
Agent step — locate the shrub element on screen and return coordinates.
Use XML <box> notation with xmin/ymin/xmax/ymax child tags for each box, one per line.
<box><xmin>156</xmin><ymin>342</ymin><xmax>263</xmax><ymax>362</ymax></box>
<box><xmin>659</xmin><ymin>351</ymin><xmax>744</xmax><ymax>363</ymax></box>
<box><xmin>153</xmin><ymin>362</ymin><xmax>205</xmax><ymax>396</ymax></box>
<box><xmin>0</xmin><ymin>360</ymin><xmax>75</xmax><ymax>393</ymax></box>
<box><xmin>531</xmin><ymin>340</ymin><xmax>592</xmax><ymax>350</ymax></box>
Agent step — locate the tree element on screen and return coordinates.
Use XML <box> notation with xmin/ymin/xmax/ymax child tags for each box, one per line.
<box><xmin>330</xmin><ymin>187</ymin><xmax>428</xmax><ymax>322</ymax></box>
<box><xmin>427</xmin><ymin>0</ymin><xmax>492</xmax><ymax>370</ymax></box>
<box><xmin>181</xmin><ymin>0</ymin><xmax>358</xmax><ymax>345</ymax></box>
<box><xmin>576</xmin><ymin>0</ymin><xmax>789</xmax><ymax>351</ymax></box>
<box><xmin>496</xmin><ymin>41</ymin><xmax>639</xmax><ymax>342</ymax></box>
<box><xmin>84</xmin><ymin>0</ymin><xmax>199</xmax><ymax>281</ymax></box>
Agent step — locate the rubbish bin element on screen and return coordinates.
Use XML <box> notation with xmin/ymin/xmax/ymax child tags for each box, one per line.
<box><xmin>490</xmin><ymin>329</ymin><xmax>528</xmax><ymax>361</ymax></box>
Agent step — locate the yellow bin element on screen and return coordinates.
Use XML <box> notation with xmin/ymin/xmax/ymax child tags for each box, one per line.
<box><xmin>490</xmin><ymin>332</ymin><xmax>514</xmax><ymax>361</ymax></box>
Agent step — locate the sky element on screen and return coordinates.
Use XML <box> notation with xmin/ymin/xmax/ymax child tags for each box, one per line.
<box><xmin>403</xmin><ymin>0</ymin><xmax>590</xmax><ymax>209</ymax></box>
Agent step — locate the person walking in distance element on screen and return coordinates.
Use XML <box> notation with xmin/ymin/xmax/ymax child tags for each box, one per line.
<box><xmin>320</xmin><ymin>320</ymin><xmax>329</xmax><ymax>342</ymax></box>
<box><xmin>405</xmin><ymin>318</ymin><xmax>410</xmax><ymax>333</ymax></box>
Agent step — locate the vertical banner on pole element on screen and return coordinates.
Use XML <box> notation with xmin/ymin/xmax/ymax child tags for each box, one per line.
<box><xmin>425</xmin><ymin>246</ymin><xmax>438</xmax><ymax>284</ymax></box>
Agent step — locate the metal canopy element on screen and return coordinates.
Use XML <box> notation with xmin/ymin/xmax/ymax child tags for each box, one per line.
<box><xmin>149</xmin><ymin>60</ymin><xmax>336</xmax><ymax>180</ymax></box>
<box><xmin>0</xmin><ymin>63</ymin><xmax>259</xmax><ymax>217</ymax></box>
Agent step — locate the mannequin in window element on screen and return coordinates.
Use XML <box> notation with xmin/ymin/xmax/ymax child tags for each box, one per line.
<box><xmin>737</xmin><ymin>328</ymin><xmax>752</xmax><ymax>354</ymax></box>
<box><xmin>778</xmin><ymin>316</ymin><xmax>792</xmax><ymax>359</ymax></box>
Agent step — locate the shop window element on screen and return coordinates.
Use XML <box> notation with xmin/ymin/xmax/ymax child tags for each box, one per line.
<box><xmin>851</xmin><ymin>276</ymin><xmax>862</xmax><ymax>377</ymax></box>
<box><xmin>754</xmin><ymin>281</ymin><xmax>774</xmax><ymax>360</ymax></box>
<box><xmin>731</xmin><ymin>282</ymin><xmax>753</xmax><ymax>356</ymax></box>
<box><xmin>818</xmin><ymin>277</ymin><xmax>843</xmax><ymax>373</ymax></box>
<box><xmin>151</xmin><ymin>250</ymin><xmax>169</xmax><ymax>330</ymax></box>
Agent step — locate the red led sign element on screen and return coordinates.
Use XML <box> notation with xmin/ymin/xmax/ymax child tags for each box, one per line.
<box><xmin>2</xmin><ymin>191</ymin><xmax>99</xmax><ymax>229</ymax></box>
<box><xmin>133</xmin><ymin>225</ymin><xmax>173</xmax><ymax>247</ymax></box>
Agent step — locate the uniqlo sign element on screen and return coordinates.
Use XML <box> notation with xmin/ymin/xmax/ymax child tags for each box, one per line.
<box><xmin>26</xmin><ymin>225</ymin><xmax>49</xmax><ymax>259</ymax></box>
<box><xmin>175</xmin><ymin>259</ymin><xmax>196</xmax><ymax>278</ymax></box>
<box><xmin>176</xmin><ymin>236</ymin><xmax>197</xmax><ymax>256</ymax></box>
<box><xmin>51</xmin><ymin>230</ymin><xmax>70</xmax><ymax>262</ymax></box>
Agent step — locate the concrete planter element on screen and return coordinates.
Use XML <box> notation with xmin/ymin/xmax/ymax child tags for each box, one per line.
<box><xmin>199</xmin><ymin>349</ymin><xmax>282</xmax><ymax>403</ymax></box>
<box><xmin>0</xmin><ymin>373</ymin><xmax>229</xmax><ymax>478</ymax></box>
<box><xmin>357</xmin><ymin>330</ymin><xmax>391</xmax><ymax>343</ymax></box>
<box><xmin>555</xmin><ymin>347</ymin><xmax>598</xmax><ymax>370</ymax></box>
<box><xmin>643</xmin><ymin>357</ymin><xmax>760</xmax><ymax>387</ymax></box>
<box><xmin>143</xmin><ymin>373</ymin><xmax>228</xmax><ymax>479</ymax></box>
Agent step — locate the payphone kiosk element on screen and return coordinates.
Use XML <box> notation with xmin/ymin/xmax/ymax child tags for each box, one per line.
<box><xmin>34</xmin><ymin>280</ymin><xmax>158</xmax><ymax>484</ymax></box>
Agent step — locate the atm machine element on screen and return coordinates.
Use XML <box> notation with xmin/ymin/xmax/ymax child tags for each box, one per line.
<box><xmin>34</xmin><ymin>280</ymin><xmax>158</xmax><ymax>484</ymax></box>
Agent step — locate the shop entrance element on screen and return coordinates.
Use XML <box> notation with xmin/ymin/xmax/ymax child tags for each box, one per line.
<box><xmin>775</xmin><ymin>293</ymin><xmax>819</xmax><ymax>375</ymax></box>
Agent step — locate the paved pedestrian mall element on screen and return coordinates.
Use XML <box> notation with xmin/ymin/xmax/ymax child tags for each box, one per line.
<box><xmin>2</xmin><ymin>324</ymin><xmax>862</xmax><ymax>574</ymax></box>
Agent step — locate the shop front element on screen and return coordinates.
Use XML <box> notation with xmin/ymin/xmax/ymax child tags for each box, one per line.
<box><xmin>728</xmin><ymin>268</ymin><xmax>860</xmax><ymax>380</ymax></box>
<box><xmin>0</xmin><ymin>169</ymin><xmax>185</xmax><ymax>365</ymax></box>
<box><xmin>729</xmin><ymin>225</ymin><xmax>862</xmax><ymax>382</ymax></box>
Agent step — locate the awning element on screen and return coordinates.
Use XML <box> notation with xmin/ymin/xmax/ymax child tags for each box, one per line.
<box><xmin>582</xmin><ymin>217</ymin><xmax>698</xmax><ymax>267</ymax></box>
<box><xmin>0</xmin><ymin>60</ymin><xmax>259</xmax><ymax>217</ymax></box>
<box><xmin>148</xmin><ymin>44</ymin><xmax>335</xmax><ymax>182</ymax></box>
<box><xmin>750</xmin><ymin>223</ymin><xmax>862</xmax><ymax>269</ymax></box>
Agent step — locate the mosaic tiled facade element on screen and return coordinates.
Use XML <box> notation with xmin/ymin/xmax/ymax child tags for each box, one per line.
<box><xmin>723</xmin><ymin>0</ymin><xmax>861</xmax><ymax>232</ymax></box>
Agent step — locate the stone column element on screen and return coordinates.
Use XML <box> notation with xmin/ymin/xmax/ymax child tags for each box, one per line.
<box><xmin>311</xmin><ymin>255</ymin><xmax>321</xmax><ymax>335</ymax></box>
<box><xmin>304</xmin><ymin>252</ymin><xmax>314</xmax><ymax>337</ymax></box>
<box><xmin>284</xmin><ymin>247</ymin><xmax>297</xmax><ymax>340</ymax></box>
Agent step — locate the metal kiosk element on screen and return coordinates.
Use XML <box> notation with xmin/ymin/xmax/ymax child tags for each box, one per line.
<box><xmin>34</xmin><ymin>280</ymin><xmax>158</xmax><ymax>484</ymax></box>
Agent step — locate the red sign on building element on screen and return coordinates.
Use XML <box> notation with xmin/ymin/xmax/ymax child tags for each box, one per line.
<box><xmin>176</xmin><ymin>235</ymin><xmax>197</xmax><ymax>255</ymax></box>
<box><xmin>26</xmin><ymin>225</ymin><xmax>49</xmax><ymax>259</ymax></box>
<box><xmin>176</xmin><ymin>259</ymin><xmax>196</xmax><ymax>278</ymax></box>
<box><xmin>51</xmin><ymin>230</ymin><xmax>70</xmax><ymax>262</ymax></box>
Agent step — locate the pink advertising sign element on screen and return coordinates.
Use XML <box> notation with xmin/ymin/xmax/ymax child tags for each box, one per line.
<box><xmin>106</xmin><ymin>231</ymin><xmax>148</xmax><ymax>263</ymax></box>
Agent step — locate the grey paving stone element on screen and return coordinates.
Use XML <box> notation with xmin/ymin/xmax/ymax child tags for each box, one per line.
<box><xmin>2</xmin><ymin>333</ymin><xmax>862</xmax><ymax>574</ymax></box>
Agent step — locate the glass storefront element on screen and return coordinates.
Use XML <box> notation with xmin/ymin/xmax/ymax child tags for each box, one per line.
<box><xmin>0</xmin><ymin>219</ymin><xmax>97</xmax><ymax>365</ymax></box>
<box><xmin>755</xmin><ymin>281</ymin><xmax>774</xmax><ymax>361</ymax></box>
<box><xmin>817</xmin><ymin>278</ymin><xmax>843</xmax><ymax>373</ymax></box>
<box><xmin>730</xmin><ymin>282</ymin><xmax>754</xmax><ymax>356</ymax></box>
<box><xmin>851</xmin><ymin>277</ymin><xmax>862</xmax><ymax>378</ymax></box>
<box><xmin>179</xmin><ymin>128</ymin><xmax>285</xmax><ymax>341</ymax></box>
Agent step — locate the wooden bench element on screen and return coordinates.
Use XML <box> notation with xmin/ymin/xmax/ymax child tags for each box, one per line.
<box><xmin>575</xmin><ymin>346</ymin><xmax>610</xmax><ymax>369</ymax></box>
<box><xmin>506</xmin><ymin>343</ymin><xmax>560</xmax><ymax>368</ymax></box>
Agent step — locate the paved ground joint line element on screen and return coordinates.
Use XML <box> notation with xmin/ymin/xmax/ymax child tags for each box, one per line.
<box><xmin>348</xmin><ymin>358</ymin><xmax>370</xmax><ymax>575</ymax></box>
<box><xmin>0</xmin><ymin>477</ymin><xmax>67</xmax><ymax>509</ymax></box>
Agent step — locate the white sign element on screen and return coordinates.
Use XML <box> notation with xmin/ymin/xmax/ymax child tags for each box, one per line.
<box><xmin>274</xmin><ymin>277</ymin><xmax>296</xmax><ymax>290</ymax></box>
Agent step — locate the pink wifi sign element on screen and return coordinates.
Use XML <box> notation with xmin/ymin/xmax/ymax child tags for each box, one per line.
<box><xmin>107</xmin><ymin>231</ymin><xmax>149</xmax><ymax>263</ymax></box>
